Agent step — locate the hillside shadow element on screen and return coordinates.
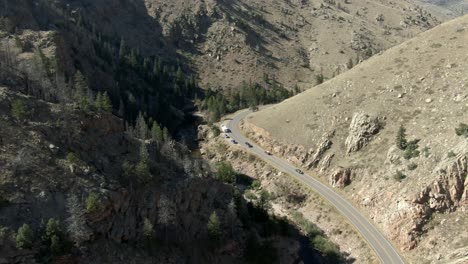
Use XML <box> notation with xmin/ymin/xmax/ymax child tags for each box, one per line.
<box><xmin>216</xmin><ymin>0</ymin><xmax>282</xmax><ymax>52</ymax></box>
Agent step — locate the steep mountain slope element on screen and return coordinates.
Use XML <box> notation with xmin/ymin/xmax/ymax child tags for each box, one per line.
<box><xmin>0</xmin><ymin>1</ymin><xmax>355</xmax><ymax>263</ymax></box>
<box><xmin>143</xmin><ymin>0</ymin><xmax>439</xmax><ymax>90</ymax></box>
<box><xmin>244</xmin><ymin>14</ymin><xmax>468</xmax><ymax>263</ymax></box>
<box><xmin>0</xmin><ymin>71</ymin><xmax>334</xmax><ymax>263</ymax></box>
<box><xmin>416</xmin><ymin>0</ymin><xmax>468</xmax><ymax>19</ymax></box>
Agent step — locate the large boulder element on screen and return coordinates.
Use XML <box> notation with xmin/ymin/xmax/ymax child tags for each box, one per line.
<box><xmin>345</xmin><ymin>113</ymin><xmax>382</xmax><ymax>153</ymax></box>
<box><xmin>329</xmin><ymin>167</ymin><xmax>352</xmax><ymax>188</ymax></box>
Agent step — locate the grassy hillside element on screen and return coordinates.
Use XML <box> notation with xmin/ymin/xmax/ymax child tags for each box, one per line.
<box><xmin>246</xmin><ymin>14</ymin><xmax>468</xmax><ymax>263</ymax></box>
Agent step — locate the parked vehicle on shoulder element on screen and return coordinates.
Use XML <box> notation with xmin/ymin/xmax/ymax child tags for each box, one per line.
<box><xmin>231</xmin><ymin>139</ymin><xmax>238</xmax><ymax>144</ymax></box>
<box><xmin>225</xmin><ymin>134</ymin><xmax>230</xmax><ymax>139</ymax></box>
<box><xmin>295</xmin><ymin>169</ymin><xmax>304</xmax><ymax>174</ymax></box>
<box><xmin>220</xmin><ymin>125</ymin><xmax>231</xmax><ymax>133</ymax></box>
<box><xmin>265</xmin><ymin>151</ymin><xmax>272</xmax><ymax>155</ymax></box>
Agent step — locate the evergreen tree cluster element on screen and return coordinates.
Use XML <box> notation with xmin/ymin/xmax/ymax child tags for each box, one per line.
<box><xmin>15</xmin><ymin>218</ymin><xmax>72</xmax><ymax>260</ymax></box>
<box><xmin>200</xmin><ymin>80</ymin><xmax>294</xmax><ymax>121</ymax></box>
<box><xmin>396</xmin><ymin>125</ymin><xmax>420</xmax><ymax>160</ymax></box>
<box><xmin>1</xmin><ymin>1</ymin><xmax>200</xmax><ymax>137</ymax></box>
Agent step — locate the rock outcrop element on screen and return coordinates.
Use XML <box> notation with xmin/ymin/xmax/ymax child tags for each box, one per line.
<box><xmin>345</xmin><ymin>113</ymin><xmax>382</xmax><ymax>153</ymax></box>
<box><xmin>329</xmin><ymin>167</ymin><xmax>352</xmax><ymax>188</ymax></box>
<box><xmin>413</xmin><ymin>142</ymin><xmax>468</xmax><ymax>211</ymax></box>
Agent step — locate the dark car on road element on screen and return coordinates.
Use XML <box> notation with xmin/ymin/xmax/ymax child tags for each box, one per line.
<box><xmin>245</xmin><ymin>142</ymin><xmax>253</xmax><ymax>148</ymax></box>
<box><xmin>295</xmin><ymin>169</ymin><xmax>304</xmax><ymax>174</ymax></box>
<box><xmin>231</xmin><ymin>139</ymin><xmax>238</xmax><ymax>144</ymax></box>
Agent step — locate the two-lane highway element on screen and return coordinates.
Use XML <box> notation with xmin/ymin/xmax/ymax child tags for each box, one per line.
<box><xmin>226</xmin><ymin>109</ymin><xmax>405</xmax><ymax>264</ymax></box>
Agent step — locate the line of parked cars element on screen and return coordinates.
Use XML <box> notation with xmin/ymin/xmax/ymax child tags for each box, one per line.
<box><xmin>223</xmin><ymin>127</ymin><xmax>305</xmax><ymax>175</ymax></box>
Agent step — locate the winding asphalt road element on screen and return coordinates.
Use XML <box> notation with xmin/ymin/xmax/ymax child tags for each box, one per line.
<box><xmin>225</xmin><ymin>109</ymin><xmax>405</xmax><ymax>264</ymax></box>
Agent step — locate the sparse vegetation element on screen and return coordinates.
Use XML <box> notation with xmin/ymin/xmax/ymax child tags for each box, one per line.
<box><xmin>396</xmin><ymin>126</ymin><xmax>420</xmax><ymax>159</ymax></box>
<box><xmin>66</xmin><ymin>152</ymin><xmax>78</xmax><ymax>165</ymax></box>
<box><xmin>244</xmin><ymin>190</ymin><xmax>257</xmax><ymax>200</ymax></box>
<box><xmin>315</xmin><ymin>73</ymin><xmax>325</xmax><ymax>85</ymax></box>
<box><xmin>407</xmin><ymin>162</ymin><xmax>418</xmax><ymax>170</ymax></box>
<box><xmin>291</xmin><ymin>212</ymin><xmax>342</xmax><ymax>261</ymax></box>
<box><xmin>211</xmin><ymin>125</ymin><xmax>221</xmax><ymax>137</ymax></box>
<box><xmin>216</xmin><ymin>161</ymin><xmax>237</xmax><ymax>184</ymax></box>
<box><xmin>394</xmin><ymin>171</ymin><xmax>407</xmax><ymax>181</ymax></box>
<box><xmin>404</xmin><ymin>139</ymin><xmax>421</xmax><ymax>160</ymax></box>
<box><xmin>422</xmin><ymin>146</ymin><xmax>431</xmax><ymax>158</ymax></box>
<box><xmin>251</xmin><ymin>180</ymin><xmax>261</xmax><ymax>190</ymax></box>
<box><xmin>455</xmin><ymin>123</ymin><xmax>468</xmax><ymax>138</ymax></box>
<box><xmin>85</xmin><ymin>193</ymin><xmax>102</xmax><ymax>214</ymax></box>
<box><xmin>396</xmin><ymin>125</ymin><xmax>408</xmax><ymax>150</ymax></box>
<box><xmin>16</xmin><ymin>224</ymin><xmax>34</xmax><ymax>249</ymax></box>
<box><xmin>447</xmin><ymin>151</ymin><xmax>456</xmax><ymax>158</ymax></box>
<box><xmin>11</xmin><ymin>99</ymin><xmax>28</xmax><ymax>121</ymax></box>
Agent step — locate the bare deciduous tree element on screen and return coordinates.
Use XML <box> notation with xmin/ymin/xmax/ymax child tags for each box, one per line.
<box><xmin>158</xmin><ymin>194</ymin><xmax>176</xmax><ymax>242</ymax></box>
<box><xmin>66</xmin><ymin>194</ymin><xmax>92</xmax><ymax>245</ymax></box>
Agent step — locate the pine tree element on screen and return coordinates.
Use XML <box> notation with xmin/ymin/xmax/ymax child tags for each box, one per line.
<box><xmin>44</xmin><ymin>218</ymin><xmax>64</xmax><ymax>255</ymax></box>
<box><xmin>162</xmin><ymin>127</ymin><xmax>170</xmax><ymax>142</ymax></box>
<box><xmin>74</xmin><ymin>71</ymin><xmax>91</xmax><ymax>110</ymax></box>
<box><xmin>135</xmin><ymin>112</ymin><xmax>149</xmax><ymax>139</ymax></box>
<box><xmin>101</xmin><ymin>91</ymin><xmax>113</xmax><ymax>112</ymax></box>
<box><xmin>176</xmin><ymin>66</ymin><xmax>184</xmax><ymax>83</ymax></box>
<box><xmin>153</xmin><ymin>57</ymin><xmax>162</xmax><ymax>75</ymax></box>
<box><xmin>136</xmin><ymin>143</ymin><xmax>151</xmax><ymax>182</ymax></box>
<box><xmin>16</xmin><ymin>224</ymin><xmax>34</xmax><ymax>249</ymax></box>
<box><xmin>143</xmin><ymin>57</ymin><xmax>151</xmax><ymax>71</ymax></box>
<box><xmin>129</xmin><ymin>48</ymin><xmax>138</xmax><ymax>68</ymax></box>
<box><xmin>119</xmin><ymin>37</ymin><xmax>126</xmax><ymax>60</ymax></box>
<box><xmin>207</xmin><ymin>211</ymin><xmax>221</xmax><ymax>242</ymax></box>
<box><xmin>85</xmin><ymin>193</ymin><xmax>102</xmax><ymax>214</ymax></box>
<box><xmin>396</xmin><ymin>125</ymin><xmax>408</xmax><ymax>150</ymax></box>
<box><xmin>50</xmin><ymin>235</ymin><xmax>62</xmax><ymax>255</ymax></box>
<box><xmin>44</xmin><ymin>218</ymin><xmax>62</xmax><ymax>242</ymax></box>
<box><xmin>140</xmin><ymin>142</ymin><xmax>149</xmax><ymax>162</ymax></box>
<box><xmin>143</xmin><ymin>218</ymin><xmax>154</xmax><ymax>238</ymax></box>
<box><xmin>95</xmin><ymin>92</ymin><xmax>103</xmax><ymax>109</ymax></box>
<box><xmin>151</xmin><ymin>121</ymin><xmax>164</xmax><ymax>142</ymax></box>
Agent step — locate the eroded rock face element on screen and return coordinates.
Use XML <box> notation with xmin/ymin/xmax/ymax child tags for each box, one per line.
<box><xmin>414</xmin><ymin>147</ymin><xmax>468</xmax><ymax>211</ymax></box>
<box><xmin>197</xmin><ymin>124</ymin><xmax>215</xmax><ymax>140</ymax></box>
<box><xmin>329</xmin><ymin>167</ymin><xmax>352</xmax><ymax>188</ymax></box>
<box><xmin>345</xmin><ymin>113</ymin><xmax>382</xmax><ymax>153</ymax></box>
<box><xmin>305</xmin><ymin>133</ymin><xmax>334</xmax><ymax>169</ymax></box>
<box><xmin>320</xmin><ymin>154</ymin><xmax>335</xmax><ymax>173</ymax></box>
<box><xmin>397</xmin><ymin>142</ymin><xmax>468</xmax><ymax>250</ymax></box>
